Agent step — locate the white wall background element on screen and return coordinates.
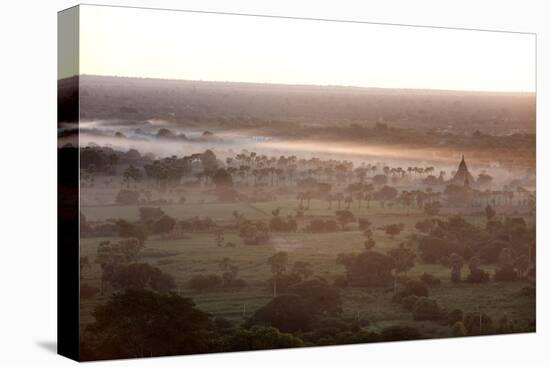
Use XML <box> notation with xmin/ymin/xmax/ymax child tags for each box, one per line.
<box><xmin>0</xmin><ymin>0</ymin><xmax>547</xmax><ymax>366</ymax></box>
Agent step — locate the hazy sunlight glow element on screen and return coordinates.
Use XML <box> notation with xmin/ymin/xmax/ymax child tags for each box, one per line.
<box><xmin>78</xmin><ymin>5</ymin><xmax>535</xmax><ymax>92</ymax></box>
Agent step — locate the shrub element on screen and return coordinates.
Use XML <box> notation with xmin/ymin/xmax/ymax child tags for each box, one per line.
<box><xmin>358</xmin><ymin>218</ymin><xmax>372</xmax><ymax>230</ymax></box>
<box><xmin>151</xmin><ymin>215</ymin><xmax>176</xmax><ymax>234</ymax></box>
<box><xmin>451</xmin><ymin>321</ymin><xmax>467</xmax><ymax>337</ymax></box>
<box><xmin>248</xmin><ymin>294</ymin><xmax>313</xmax><ymax>332</ymax></box>
<box><xmin>396</xmin><ymin>279</ymin><xmax>429</xmax><ymax>301</ymax></box>
<box><xmin>463</xmin><ymin>312</ymin><xmax>493</xmax><ymax>335</ymax></box>
<box><xmin>380</xmin><ymin>325</ymin><xmax>421</xmax><ymax>341</ymax></box>
<box><xmin>223</xmin><ymin>325</ymin><xmax>304</xmax><ymax>351</ymax></box>
<box><xmin>84</xmin><ymin>290</ymin><xmax>210</xmax><ymax>359</ymax></box>
<box><xmin>288</xmin><ymin>278</ymin><xmax>342</xmax><ymax>316</ymax></box>
<box><xmin>385</xmin><ymin>223</ymin><xmax>404</xmax><ymax>238</ymax></box>
<box><xmin>496</xmin><ymin>315</ymin><xmax>516</xmax><ymax>333</ymax></box>
<box><xmin>418</xmin><ymin>235</ymin><xmax>452</xmax><ymax>263</ymax></box>
<box><xmin>239</xmin><ymin>222</ymin><xmax>270</xmax><ymax>246</ymax></box>
<box><xmin>447</xmin><ymin>308</ymin><xmax>464</xmax><ymax>325</ymax></box>
<box><xmin>420</xmin><ymin>272</ymin><xmax>441</xmax><ymax>286</ymax></box>
<box><xmin>269</xmin><ymin>216</ymin><xmax>298</xmax><ymax>232</ymax></box>
<box><xmin>412</xmin><ymin>297</ymin><xmax>442</xmax><ymax>321</ymax></box>
<box><xmin>110</xmin><ymin>263</ymin><xmax>176</xmax><ymax>292</ymax></box>
<box><xmin>401</xmin><ymin>295</ymin><xmax>419</xmax><ymax>311</ymax></box>
<box><xmin>311</xmin><ymin>317</ymin><xmax>353</xmax><ymax>336</ymax></box>
<box><xmin>465</xmin><ymin>268</ymin><xmax>490</xmax><ymax>283</ymax></box>
<box><xmin>116</xmin><ymin>220</ymin><xmax>148</xmax><ymax>244</ymax></box>
<box><xmin>138</xmin><ymin>207</ymin><xmax>165</xmax><ymax>221</ymax></box>
<box><xmin>339</xmin><ymin>251</ymin><xmax>395</xmax><ymax>287</ymax></box>
<box><xmin>335</xmin><ymin>210</ymin><xmax>356</xmax><ymax>230</ymax></box>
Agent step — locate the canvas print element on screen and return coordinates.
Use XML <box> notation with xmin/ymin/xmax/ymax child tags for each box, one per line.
<box><xmin>58</xmin><ymin>4</ymin><xmax>536</xmax><ymax>361</ymax></box>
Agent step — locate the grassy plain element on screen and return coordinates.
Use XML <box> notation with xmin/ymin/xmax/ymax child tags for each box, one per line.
<box><xmin>80</xmin><ymin>186</ymin><xmax>535</xmax><ymax>338</ymax></box>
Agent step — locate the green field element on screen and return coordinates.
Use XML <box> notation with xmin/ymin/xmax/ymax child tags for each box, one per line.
<box><xmin>79</xmin><ymin>187</ymin><xmax>535</xmax><ymax>338</ymax></box>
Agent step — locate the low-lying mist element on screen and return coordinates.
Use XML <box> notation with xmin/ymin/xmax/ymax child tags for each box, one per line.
<box><xmin>64</xmin><ymin>119</ymin><xmax>533</xmax><ymax>187</ymax></box>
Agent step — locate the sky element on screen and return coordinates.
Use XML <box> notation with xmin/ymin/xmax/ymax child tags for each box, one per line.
<box><xmin>75</xmin><ymin>4</ymin><xmax>536</xmax><ymax>92</ymax></box>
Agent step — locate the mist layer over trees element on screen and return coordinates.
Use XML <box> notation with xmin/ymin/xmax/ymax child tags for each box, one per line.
<box><xmin>66</xmin><ymin>75</ymin><xmax>536</xmax><ymax>361</ymax></box>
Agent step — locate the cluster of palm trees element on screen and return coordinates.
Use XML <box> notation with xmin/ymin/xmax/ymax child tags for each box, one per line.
<box><xmin>223</xmin><ymin>151</ymin><xmax>443</xmax><ymax>189</ymax></box>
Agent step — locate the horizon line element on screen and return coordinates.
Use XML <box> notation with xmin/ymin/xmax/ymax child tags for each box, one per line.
<box><xmin>60</xmin><ymin>73</ymin><xmax>536</xmax><ymax>95</ymax></box>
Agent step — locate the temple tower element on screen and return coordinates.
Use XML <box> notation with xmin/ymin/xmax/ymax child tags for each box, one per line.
<box><xmin>450</xmin><ymin>155</ymin><xmax>475</xmax><ymax>186</ymax></box>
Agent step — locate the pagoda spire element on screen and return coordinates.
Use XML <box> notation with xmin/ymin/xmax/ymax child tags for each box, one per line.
<box><xmin>450</xmin><ymin>154</ymin><xmax>474</xmax><ymax>185</ymax></box>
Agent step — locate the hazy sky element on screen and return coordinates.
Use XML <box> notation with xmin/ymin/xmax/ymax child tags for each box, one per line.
<box><xmin>78</xmin><ymin>5</ymin><xmax>535</xmax><ymax>92</ymax></box>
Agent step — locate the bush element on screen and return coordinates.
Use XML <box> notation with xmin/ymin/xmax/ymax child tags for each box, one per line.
<box><xmin>418</xmin><ymin>235</ymin><xmax>452</xmax><ymax>263</ymax></box>
<box><xmin>401</xmin><ymin>295</ymin><xmax>419</xmax><ymax>311</ymax></box>
<box><xmin>465</xmin><ymin>268</ymin><xmax>490</xmax><ymax>283</ymax></box>
<box><xmin>189</xmin><ymin>274</ymin><xmax>222</xmax><ymax>292</ymax></box>
<box><xmin>239</xmin><ymin>222</ymin><xmax>270</xmax><ymax>246</ymax></box>
<box><xmin>307</xmin><ymin>219</ymin><xmax>339</xmax><ymax>233</ymax></box>
<box><xmin>116</xmin><ymin>220</ymin><xmax>148</xmax><ymax>244</ymax></box>
<box><xmin>151</xmin><ymin>215</ymin><xmax>176</xmax><ymax>234</ymax></box>
<box><xmin>110</xmin><ymin>263</ymin><xmax>176</xmax><ymax>292</ymax></box>
<box><xmin>447</xmin><ymin>308</ymin><xmax>464</xmax><ymax>325</ymax></box>
<box><xmin>496</xmin><ymin>315</ymin><xmax>516</xmax><ymax>333</ymax></box>
<box><xmin>84</xmin><ymin>290</ymin><xmax>210</xmax><ymax>359</ymax></box>
<box><xmin>138</xmin><ymin>207</ymin><xmax>165</xmax><ymax>221</ymax></box>
<box><xmin>269</xmin><ymin>216</ymin><xmax>297</xmax><ymax>232</ymax></box>
<box><xmin>223</xmin><ymin>326</ymin><xmax>304</xmax><ymax>351</ymax></box>
<box><xmin>394</xmin><ymin>279</ymin><xmax>429</xmax><ymax>303</ymax></box>
<box><xmin>463</xmin><ymin>312</ymin><xmax>493</xmax><ymax>335</ymax></box>
<box><xmin>309</xmin><ymin>317</ymin><xmax>354</xmax><ymax>341</ymax></box>
<box><xmin>451</xmin><ymin>321</ymin><xmax>467</xmax><ymax>337</ymax></box>
<box><xmin>420</xmin><ymin>272</ymin><xmax>441</xmax><ymax>286</ymax></box>
<box><xmin>248</xmin><ymin>294</ymin><xmax>313</xmax><ymax>333</ymax></box>
<box><xmin>412</xmin><ymin>297</ymin><xmax>442</xmax><ymax>321</ymax></box>
<box><xmin>339</xmin><ymin>251</ymin><xmax>395</xmax><ymax>287</ymax></box>
<box><xmin>288</xmin><ymin>278</ymin><xmax>342</xmax><ymax>316</ymax></box>
<box><xmin>358</xmin><ymin>218</ymin><xmax>372</xmax><ymax>230</ymax></box>
<box><xmin>380</xmin><ymin>325</ymin><xmax>422</xmax><ymax>341</ymax></box>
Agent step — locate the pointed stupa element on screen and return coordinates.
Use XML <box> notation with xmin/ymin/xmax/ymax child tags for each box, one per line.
<box><xmin>450</xmin><ymin>155</ymin><xmax>475</xmax><ymax>186</ymax></box>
